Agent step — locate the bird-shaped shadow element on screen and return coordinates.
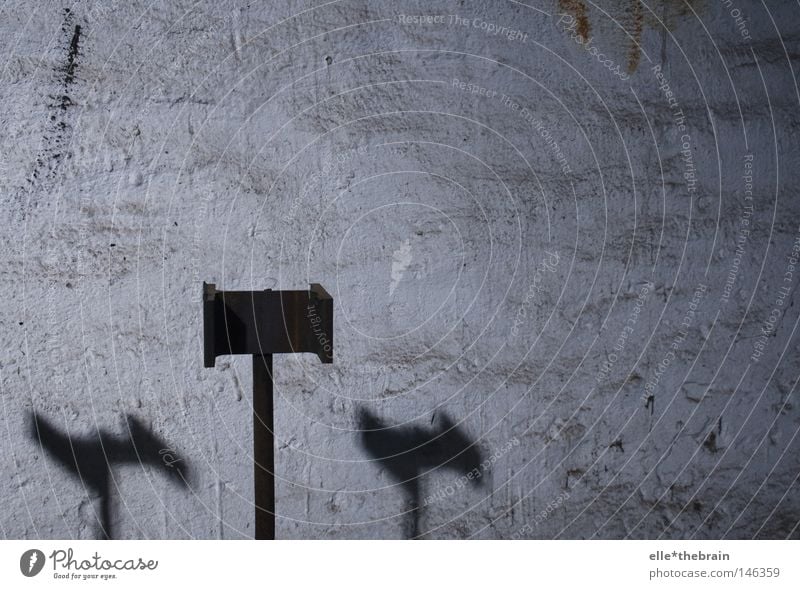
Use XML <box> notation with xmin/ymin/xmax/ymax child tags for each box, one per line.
<box><xmin>357</xmin><ymin>407</ymin><xmax>484</xmax><ymax>539</ymax></box>
<box><xmin>28</xmin><ymin>411</ymin><xmax>190</xmax><ymax>539</ymax></box>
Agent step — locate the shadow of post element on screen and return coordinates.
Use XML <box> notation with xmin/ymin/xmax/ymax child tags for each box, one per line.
<box><xmin>357</xmin><ymin>407</ymin><xmax>484</xmax><ymax>539</ymax></box>
<box><xmin>28</xmin><ymin>411</ymin><xmax>190</xmax><ymax>539</ymax></box>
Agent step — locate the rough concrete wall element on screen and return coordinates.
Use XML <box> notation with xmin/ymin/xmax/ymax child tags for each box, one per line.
<box><xmin>0</xmin><ymin>0</ymin><xmax>798</xmax><ymax>539</ymax></box>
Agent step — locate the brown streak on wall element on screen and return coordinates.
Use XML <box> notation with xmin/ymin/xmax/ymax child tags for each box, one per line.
<box><xmin>559</xmin><ymin>0</ymin><xmax>591</xmax><ymax>40</ymax></box>
<box><xmin>560</xmin><ymin>1</ymin><xmax>706</xmax><ymax>75</ymax></box>
<box><xmin>628</xmin><ymin>0</ymin><xmax>644</xmax><ymax>73</ymax></box>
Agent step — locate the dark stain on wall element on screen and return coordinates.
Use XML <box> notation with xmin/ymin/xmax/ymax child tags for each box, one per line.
<box><xmin>64</xmin><ymin>21</ymin><xmax>82</xmax><ymax>88</ymax></box>
<box><xmin>24</xmin><ymin>8</ymin><xmax>83</xmax><ymax>201</ymax></box>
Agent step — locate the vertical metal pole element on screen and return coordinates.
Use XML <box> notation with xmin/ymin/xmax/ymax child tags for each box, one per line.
<box><xmin>253</xmin><ymin>354</ymin><xmax>275</xmax><ymax>540</ymax></box>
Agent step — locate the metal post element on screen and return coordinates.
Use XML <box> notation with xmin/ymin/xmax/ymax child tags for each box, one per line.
<box><xmin>203</xmin><ymin>282</ymin><xmax>333</xmax><ymax>540</ymax></box>
<box><xmin>252</xmin><ymin>354</ymin><xmax>275</xmax><ymax>540</ymax></box>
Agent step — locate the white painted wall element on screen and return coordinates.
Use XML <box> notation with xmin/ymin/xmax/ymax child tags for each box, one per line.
<box><xmin>1</xmin><ymin>0</ymin><xmax>798</xmax><ymax>539</ymax></box>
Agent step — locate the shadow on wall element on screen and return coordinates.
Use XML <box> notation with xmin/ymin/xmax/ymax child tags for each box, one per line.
<box><xmin>358</xmin><ymin>407</ymin><xmax>484</xmax><ymax>539</ymax></box>
<box><xmin>28</xmin><ymin>411</ymin><xmax>190</xmax><ymax>539</ymax></box>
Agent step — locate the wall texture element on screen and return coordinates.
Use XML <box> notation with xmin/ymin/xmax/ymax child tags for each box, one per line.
<box><xmin>1</xmin><ymin>0</ymin><xmax>798</xmax><ymax>539</ymax></box>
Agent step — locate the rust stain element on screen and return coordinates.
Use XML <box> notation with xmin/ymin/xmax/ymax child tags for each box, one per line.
<box><xmin>625</xmin><ymin>0</ymin><xmax>705</xmax><ymax>73</ymax></box>
<box><xmin>559</xmin><ymin>0</ymin><xmax>591</xmax><ymax>40</ymax></box>
<box><xmin>627</xmin><ymin>0</ymin><xmax>643</xmax><ymax>73</ymax></box>
<box><xmin>557</xmin><ymin>0</ymin><xmax>706</xmax><ymax>75</ymax></box>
